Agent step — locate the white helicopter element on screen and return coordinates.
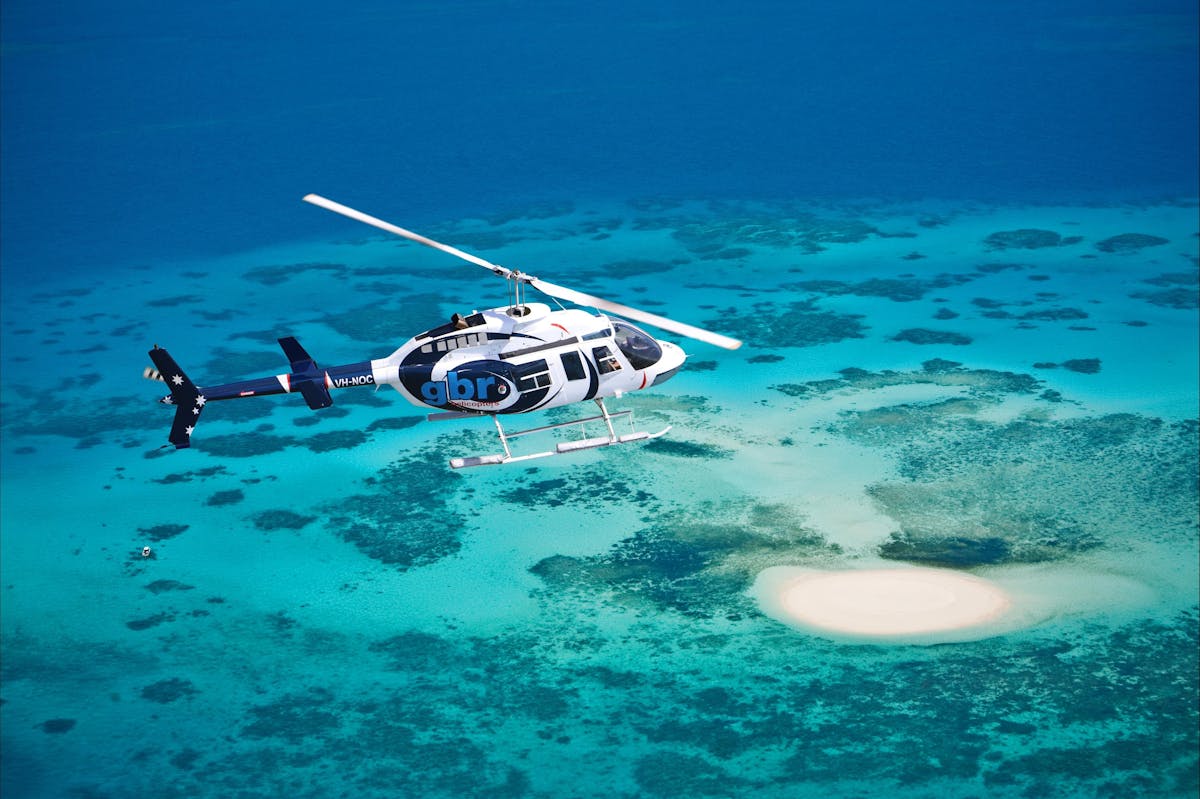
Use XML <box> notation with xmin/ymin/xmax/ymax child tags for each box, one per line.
<box><xmin>148</xmin><ymin>194</ymin><xmax>741</xmax><ymax>468</ymax></box>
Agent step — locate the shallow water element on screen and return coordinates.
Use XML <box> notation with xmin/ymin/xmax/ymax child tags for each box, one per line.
<box><xmin>2</xmin><ymin>197</ymin><xmax>1197</xmax><ymax>798</ymax></box>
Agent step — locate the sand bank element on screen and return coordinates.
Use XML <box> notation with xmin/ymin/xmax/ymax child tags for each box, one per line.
<box><xmin>753</xmin><ymin>566</ymin><xmax>1014</xmax><ymax>643</ymax></box>
<box><xmin>753</xmin><ymin>561</ymin><xmax>1163</xmax><ymax>644</ymax></box>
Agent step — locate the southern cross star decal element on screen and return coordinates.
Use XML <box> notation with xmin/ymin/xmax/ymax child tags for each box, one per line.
<box><xmin>184</xmin><ymin>426</ymin><xmax>194</xmax><ymax>436</ymax></box>
<box><xmin>195</xmin><ymin>395</ymin><xmax>207</xmax><ymax>407</ymax></box>
<box><xmin>172</xmin><ymin>374</ymin><xmax>184</xmax><ymax>386</ymax></box>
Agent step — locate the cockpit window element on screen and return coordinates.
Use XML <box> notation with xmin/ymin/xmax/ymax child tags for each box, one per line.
<box><xmin>612</xmin><ymin>322</ymin><xmax>663</xmax><ymax>370</ymax></box>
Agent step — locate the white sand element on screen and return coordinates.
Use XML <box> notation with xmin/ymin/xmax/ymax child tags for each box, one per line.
<box><xmin>753</xmin><ymin>566</ymin><xmax>1014</xmax><ymax>643</ymax></box>
<box><xmin>753</xmin><ymin>560</ymin><xmax>1165</xmax><ymax>644</ymax></box>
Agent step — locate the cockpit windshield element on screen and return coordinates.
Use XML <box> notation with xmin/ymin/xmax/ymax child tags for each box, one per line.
<box><xmin>612</xmin><ymin>321</ymin><xmax>663</xmax><ymax>370</ymax></box>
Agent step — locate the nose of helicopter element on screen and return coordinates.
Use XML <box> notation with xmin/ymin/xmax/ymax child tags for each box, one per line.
<box><xmin>649</xmin><ymin>340</ymin><xmax>687</xmax><ymax>387</ymax></box>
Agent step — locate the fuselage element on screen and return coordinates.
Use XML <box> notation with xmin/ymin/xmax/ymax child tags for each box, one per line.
<box><xmin>375</xmin><ymin>303</ymin><xmax>687</xmax><ymax>414</ymax></box>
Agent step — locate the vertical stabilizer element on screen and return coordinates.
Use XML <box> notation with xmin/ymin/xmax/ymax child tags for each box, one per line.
<box><xmin>148</xmin><ymin>346</ymin><xmax>205</xmax><ymax>448</ymax></box>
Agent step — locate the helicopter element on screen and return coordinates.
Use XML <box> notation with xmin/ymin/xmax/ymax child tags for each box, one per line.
<box><xmin>147</xmin><ymin>194</ymin><xmax>742</xmax><ymax>468</ymax></box>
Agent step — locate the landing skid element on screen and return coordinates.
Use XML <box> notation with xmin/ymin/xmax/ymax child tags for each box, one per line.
<box><xmin>439</xmin><ymin>398</ymin><xmax>671</xmax><ymax>469</ymax></box>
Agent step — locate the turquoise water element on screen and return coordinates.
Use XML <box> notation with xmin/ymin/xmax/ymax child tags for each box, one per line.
<box><xmin>2</xmin><ymin>4</ymin><xmax>1198</xmax><ymax>799</ymax></box>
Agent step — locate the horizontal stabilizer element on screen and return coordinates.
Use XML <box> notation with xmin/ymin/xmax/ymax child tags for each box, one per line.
<box><xmin>297</xmin><ymin>381</ymin><xmax>333</xmax><ymax>410</ymax></box>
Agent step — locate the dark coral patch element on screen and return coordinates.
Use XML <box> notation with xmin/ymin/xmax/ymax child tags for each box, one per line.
<box><xmin>892</xmin><ymin>328</ymin><xmax>972</xmax><ymax>345</ymax></box>
<box><xmin>170</xmin><ymin>747</ymin><xmax>202</xmax><ymax>771</ymax></box>
<box><xmin>1132</xmin><ymin>271</ymin><xmax>1199</xmax><ymax>309</ymax></box>
<box><xmin>145</xmin><ymin>579</ymin><xmax>194</xmax><ymax>594</ymax></box>
<box><xmin>984</xmin><ymin>229</ymin><xmax>1081</xmax><ymax>250</ymax></box>
<box><xmin>500</xmin><ymin>469</ymin><xmax>656</xmax><ymax>509</ymax></box>
<box><xmin>318</xmin><ymin>294</ymin><xmax>448</xmax><ymax>344</ymax></box>
<box><xmin>139</xmin><ymin>524</ymin><xmax>189</xmax><ymax>542</ymax></box>
<box><xmin>141</xmin><ymin>677</ymin><xmax>199</xmax><ymax>704</ymax></box>
<box><xmin>369</xmin><ymin>631</ymin><xmax>465</xmax><ymax>674</ymax></box>
<box><xmin>148</xmin><ymin>294</ymin><xmax>204</xmax><ymax>307</ymax></box>
<box><xmin>205</xmin><ymin>489</ymin><xmax>245</xmax><ymax>506</ymax></box>
<box><xmin>861</xmin><ymin>414</ymin><xmax>1194</xmax><ymax>570</ymax></box>
<box><xmin>977</xmin><ymin>262</ymin><xmax>1026</xmax><ymax>273</ymax></box>
<box><xmin>40</xmin><ymin>718</ymin><xmax>76</xmax><ymax>734</ymax></box>
<box><xmin>1095</xmin><ymin>233</ymin><xmax>1169</xmax><ymax>253</ymax></box>
<box><xmin>596</xmin><ymin>258</ymin><xmax>678</xmax><ymax>279</ymax></box>
<box><xmin>1020</xmin><ymin>307</ymin><xmax>1088</xmax><ymax>321</ymax></box>
<box><xmin>126</xmin><ymin>612</ymin><xmax>174</xmax><ymax>631</ymax></box>
<box><xmin>194</xmin><ymin>433</ymin><xmax>296</xmax><ymax>457</ymax></box>
<box><xmin>531</xmin><ymin>502</ymin><xmax>835</xmax><ymax>618</ymax></box>
<box><xmin>878</xmin><ymin>534</ymin><xmax>1012</xmax><ymax>567</ymax></box>
<box><xmin>10</xmin><ymin>391</ymin><xmax>162</xmax><ymax>444</ymax></box>
<box><xmin>774</xmin><ymin>362</ymin><xmax>1039</xmax><ymax>399</ymax></box>
<box><xmin>746</xmin><ymin>354</ymin><xmax>784</xmax><ymax>364</ymax></box>
<box><xmin>1143</xmin><ymin>271</ymin><xmax>1198</xmax><ymax>288</ymax></box>
<box><xmin>321</xmin><ymin>448</ymin><xmax>467</xmax><ymax>569</ymax></box>
<box><xmin>789</xmin><ymin>275</ymin><xmax>975</xmax><ymax>303</ymax></box>
<box><xmin>152</xmin><ymin>466</ymin><xmax>228</xmax><ymax>485</ymax></box>
<box><xmin>484</xmin><ymin>199</ymin><xmax>574</xmax><ymax>224</ymax></box>
<box><xmin>671</xmin><ymin>212</ymin><xmax>879</xmax><ymax>257</ymax></box>
<box><xmin>643</xmin><ymin>439</ymin><xmax>733</xmax><ymax>459</ymax></box>
<box><xmin>1060</xmin><ymin>358</ymin><xmax>1101</xmax><ymax>374</ymax></box>
<box><xmin>202</xmin><ymin>348</ymin><xmax>285</xmax><ymax>380</ymax></box>
<box><xmin>704</xmin><ymin>299</ymin><xmax>867</xmax><ymax>349</ymax></box>
<box><xmin>365</xmin><ymin>416</ymin><xmax>422</xmax><ymax>433</ymax></box>
<box><xmin>251</xmin><ymin>509</ymin><xmax>317</xmax><ymax>531</ymax></box>
<box><xmin>242</xmin><ymin>262</ymin><xmax>348</xmax><ymax>286</ymax></box>
<box><xmin>302</xmin><ymin>430</ymin><xmax>368</xmax><ymax>452</ymax></box>
<box><xmin>242</xmin><ymin>688</ymin><xmax>341</xmax><ymax>744</ymax></box>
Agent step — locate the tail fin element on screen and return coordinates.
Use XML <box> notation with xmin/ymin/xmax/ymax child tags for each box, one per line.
<box><xmin>148</xmin><ymin>346</ymin><xmax>205</xmax><ymax>448</ymax></box>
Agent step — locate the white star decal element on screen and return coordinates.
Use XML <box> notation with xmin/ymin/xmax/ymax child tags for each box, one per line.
<box><xmin>193</xmin><ymin>406</ymin><xmax>201</xmax><ymax>415</ymax></box>
<box><xmin>195</xmin><ymin>395</ymin><xmax>207</xmax><ymax>406</ymax></box>
<box><xmin>163</xmin><ymin>396</ymin><xmax>175</xmax><ymax>405</ymax></box>
<box><xmin>184</xmin><ymin>426</ymin><xmax>194</xmax><ymax>436</ymax></box>
<box><xmin>172</xmin><ymin>374</ymin><xmax>184</xmax><ymax>386</ymax></box>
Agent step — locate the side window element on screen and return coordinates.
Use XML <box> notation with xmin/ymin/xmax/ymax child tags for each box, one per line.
<box><xmin>560</xmin><ymin>351</ymin><xmax>586</xmax><ymax>381</ymax></box>
<box><xmin>515</xmin><ymin>359</ymin><xmax>552</xmax><ymax>390</ymax></box>
<box><xmin>592</xmin><ymin>346</ymin><xmax>621</xmax><ymax>374</ymax></box>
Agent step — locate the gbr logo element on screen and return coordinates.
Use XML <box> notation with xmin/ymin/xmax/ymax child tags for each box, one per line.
<box><xmin>420</xmin><ymin>369</ymin><xmax>512</xmax><ymax>407</ymax></box>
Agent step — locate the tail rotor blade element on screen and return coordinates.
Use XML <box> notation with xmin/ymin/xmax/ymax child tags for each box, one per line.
<box><xmin>531</xmin><ymin>279</ymin><xmax>742</xmax><ymax>350</ymax></box>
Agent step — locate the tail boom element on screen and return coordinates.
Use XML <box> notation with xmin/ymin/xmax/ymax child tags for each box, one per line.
<box><xmin>149</xmin><ymin>338</ymin><xmax>381</xmax><ymax>449</ymax></box>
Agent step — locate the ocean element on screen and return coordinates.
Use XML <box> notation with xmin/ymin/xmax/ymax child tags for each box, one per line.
<box><xmin>2</xmin><ymin>2</ymin><xmax>1197</xmax><ymax>797</ymax></box>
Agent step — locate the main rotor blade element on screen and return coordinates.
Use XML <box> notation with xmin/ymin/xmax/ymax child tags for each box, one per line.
<box><xmin>302</xmin><ymin>194</ymin><xmax>514</xmax><ymax>278</ymax></box>
<box><xmin>304</xmin><ymin>193</ymin><xmax>742</xmax><ymax>350</ymax></box>
<box><xmin>531</xmin><ymin>279</ymin><xmax>743</xmax><ymax>350</ymax></box>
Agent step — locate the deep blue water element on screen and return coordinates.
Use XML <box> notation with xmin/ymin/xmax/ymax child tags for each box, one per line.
<box><xmin>2</xmin><ymin>0</ymin><xmax>1197</xmax><ymax>277</ymax></box>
